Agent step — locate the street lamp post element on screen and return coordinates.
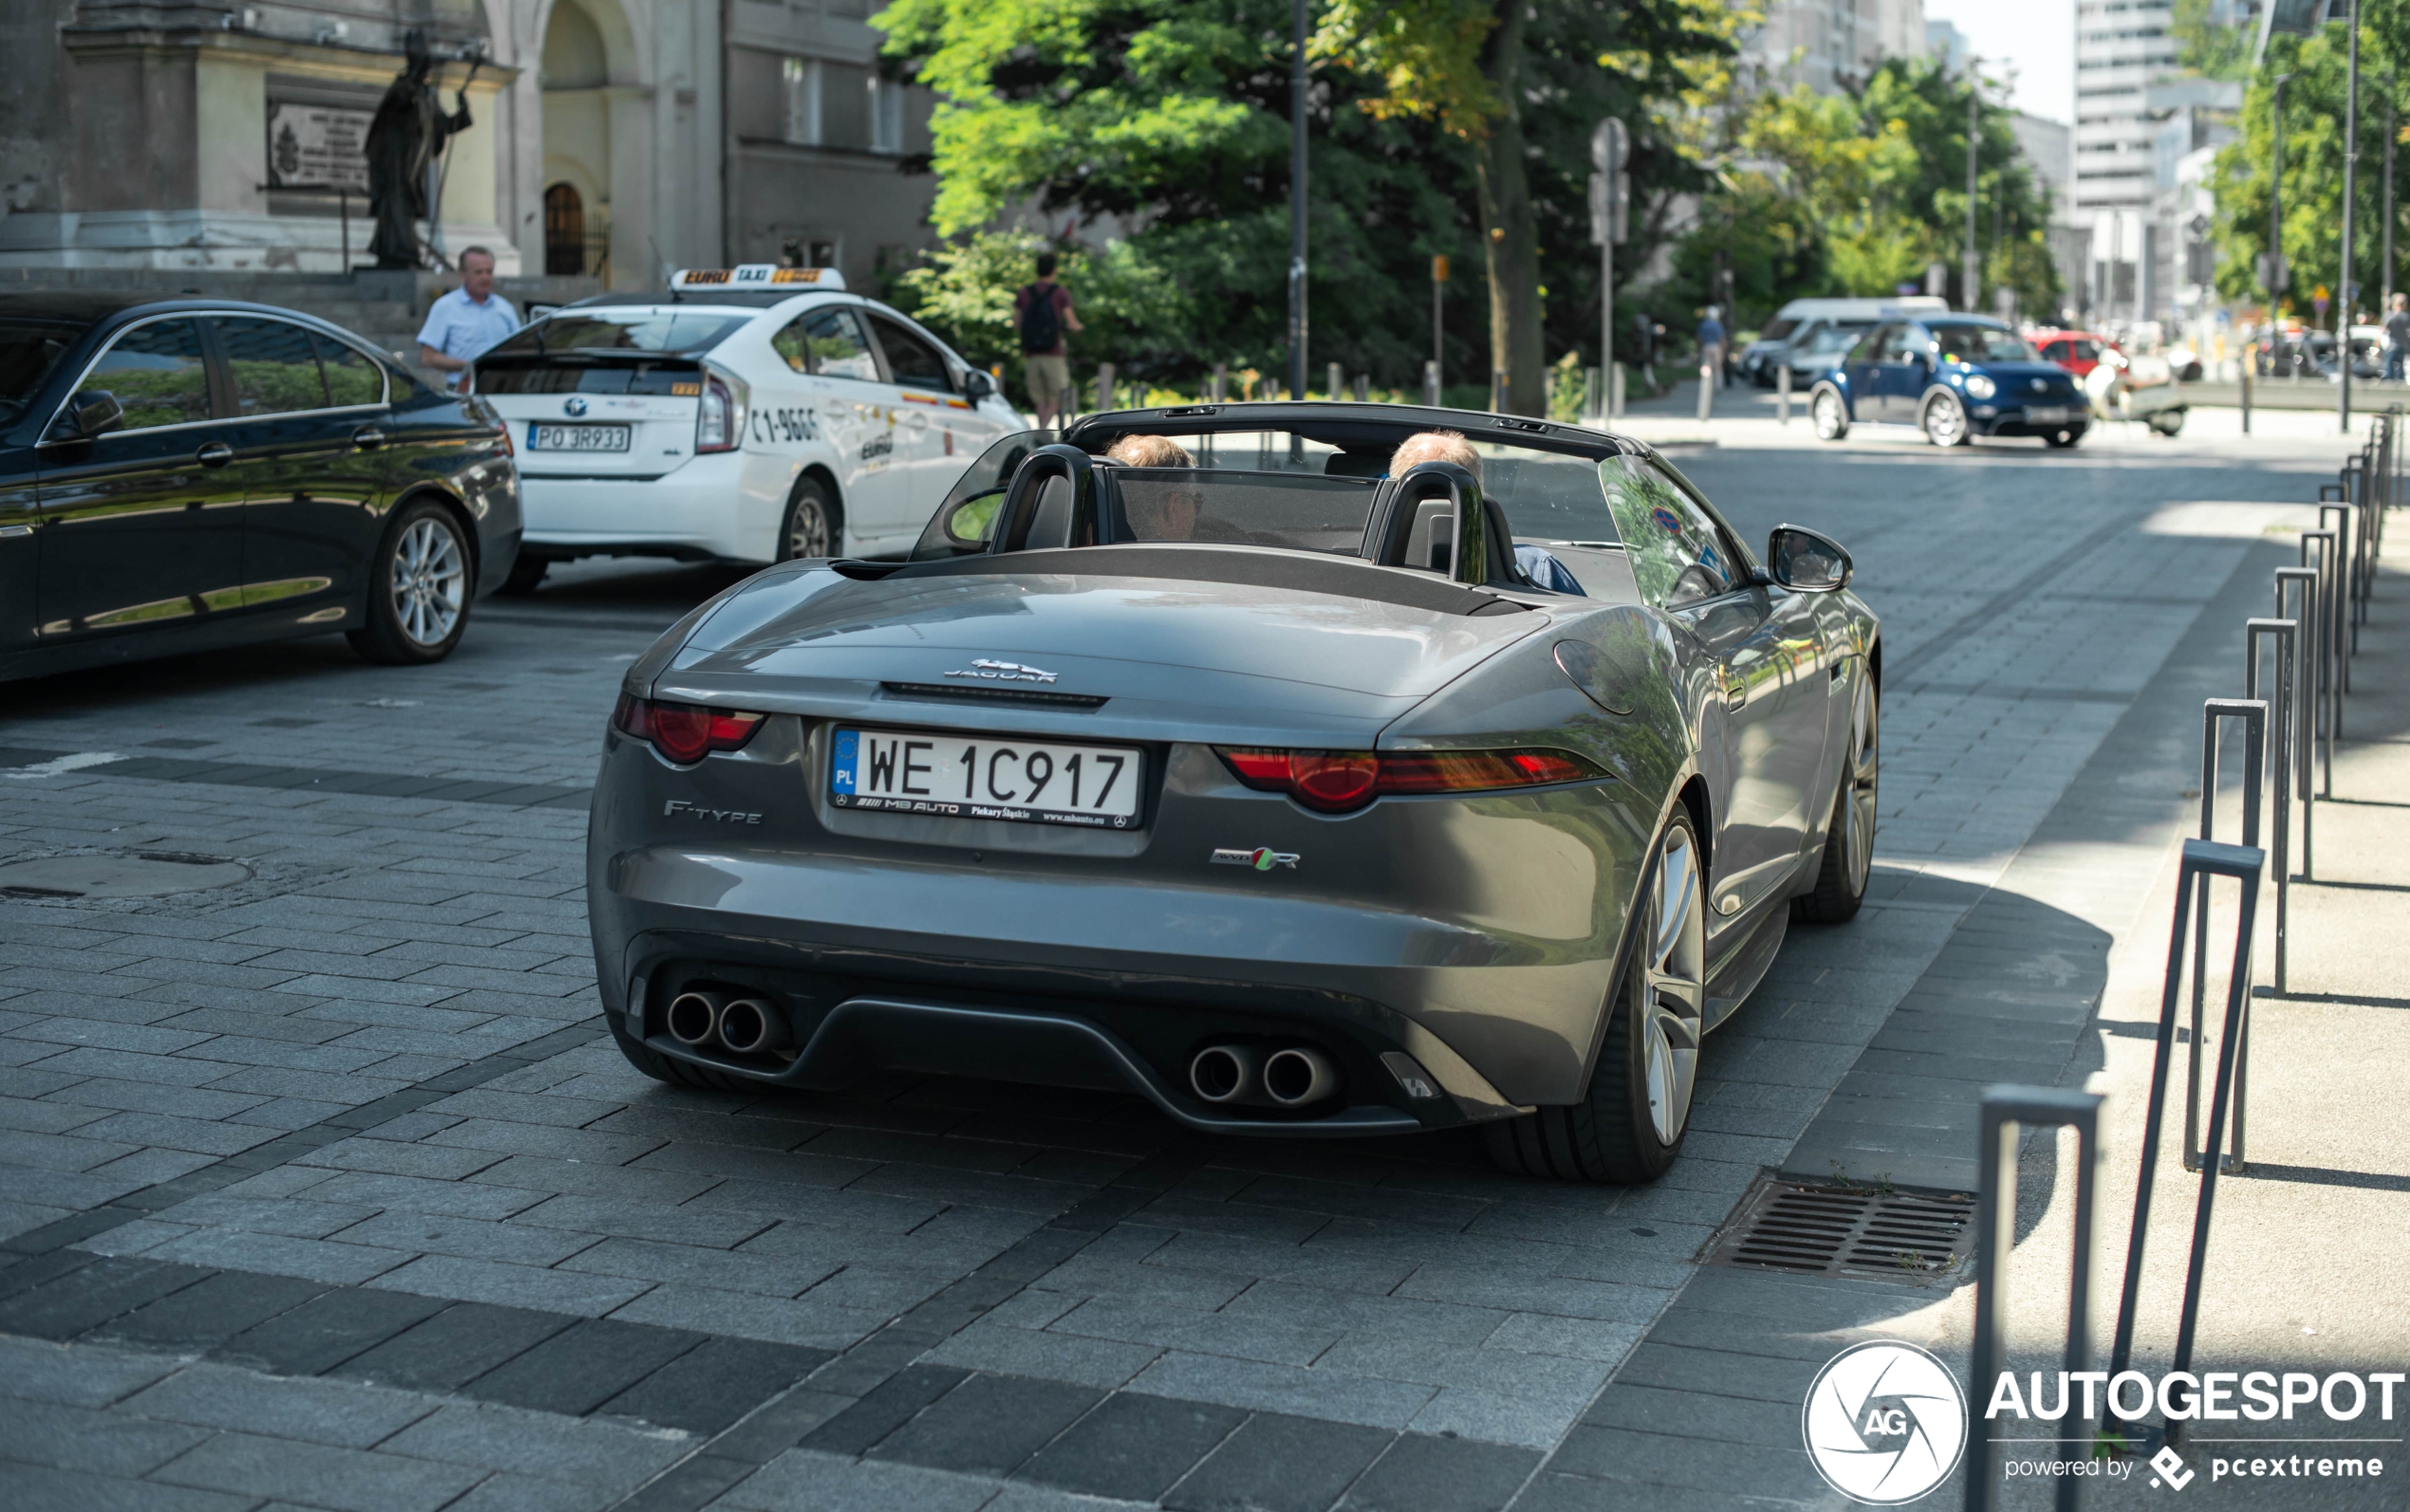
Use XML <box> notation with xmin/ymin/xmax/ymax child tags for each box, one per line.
<box><xmin>1964</xmin><ymin>61</ymin><xmax>1981</xmax><ymax>314</ymax></box>
<box><xmin>1287</xmin><ymin>0</ymin><xmax>1307</xmax><ymax>402</ymax></box>
<box><xmin>2339</xmin><ymin>9</ymin><xmax>2358</xmax><ymax>432</ymax></box>
<box><xmin>2266</xmin><ymin>73</ymin><xmax>2292</xmax><ymax>368</ymax></box>
<box><xmin>1590</xmin><ymin>120</ymin><xmax>1628</xmax><ymax>421</ymax></box>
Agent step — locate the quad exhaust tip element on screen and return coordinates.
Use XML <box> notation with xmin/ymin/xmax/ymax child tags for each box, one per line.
<box><xmin>666</xmin><ymin>989</ymin><xmax>788</xmax><ymax>1055</ymax></box>
<box><xmin>1188</xmin><ymin>1043</ymin><xmax>1339</xmax><ymax>1107</ymax></box>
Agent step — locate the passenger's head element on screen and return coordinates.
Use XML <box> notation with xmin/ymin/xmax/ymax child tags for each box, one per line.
<box><xmin>1035</xmin><ymin>250</ymin><xmax>1060</xmax><ymax>280</ymax></box>
<box><xmin>1389</xmin><ymin>430</ymin><xmax>1482</xmax><ymax>485</ymax></box>
<box><xmin>1106</xmin><ymin>434</ymin><xmax>1195</xmax><ymax>468</ymax></box>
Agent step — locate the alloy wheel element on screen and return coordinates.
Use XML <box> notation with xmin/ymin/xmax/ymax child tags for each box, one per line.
<box><xmin>1925</xmin><ymin>394</ymin><xmax>1967</xmax><ymax>447</ymax></box>
<box><xmin>1844</xmin><ymin>678</ymin><xmax>1879</xmax><ymax>895</ymax></box>
<box><xmin>1813</xmin><ymin>391</ymin><xmax>1845</xmax><ymax>440</ymax></box>
<box><xmin>787</xmin><ymin>495</ymin><xmax>832</xmax><ymax>560</ymax></box>
<box><xmin>1641</xmin><ymin>823</ymin><xmax>1708</xmax><ymax>1145</ymax></box>
<box><xmin>389</xmin><ymin>517</ymin><xmax>465</xmax><ymax>648</ymax></box>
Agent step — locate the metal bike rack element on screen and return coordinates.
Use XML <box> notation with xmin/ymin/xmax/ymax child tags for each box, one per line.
<box><xmin>2184</xmin><ymin>702</ymin><xmax>2263</xmax><ymax>1174</ymax></box>
<box><xmin>2300</xmin><ymin>530</ymin><xmax>2339</xmax><ymax>797</ymax></box>
<box><xmin>2241</xmin><ymin>622</ymin><xmax>2295</xmax><ymax>993</ymax></box>
<box><xmin>2316</xmin><ymin>500</ymin><xmax>2355</xmax><ymax>686</ymax></box>
<box><xmin>1967</xmin><ymin>1085</ymin><xmax>2104</xmax><ymax>1512</ymax></box>
<box><xmin>2273</xmin><ymin>568</ymin><xmax>2320</xmax><ymax>877</ymax></box>
<box><xmin>2104</xmin><ymin>838</ymin><xmax>2265</xmax><ymax>1451</ymax></box>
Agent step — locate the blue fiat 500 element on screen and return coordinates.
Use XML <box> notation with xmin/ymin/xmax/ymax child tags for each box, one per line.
<box><xmin>1809</xmin><ymin>315</ymin><xmax>2090</xmax><ymax>449</ymax></box>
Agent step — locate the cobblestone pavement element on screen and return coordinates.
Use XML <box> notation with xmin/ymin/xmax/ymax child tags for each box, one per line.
<box><xmin>0</xmin><ymin>427</ymin><xmax>2358</xmax><ymax>1511</ymax></box>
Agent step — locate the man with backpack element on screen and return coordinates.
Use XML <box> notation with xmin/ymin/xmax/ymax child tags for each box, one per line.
<box><xmin>1014</xmin><ymin>252</ymin><xmax>1084</xmax><ymax>427</ymax></box>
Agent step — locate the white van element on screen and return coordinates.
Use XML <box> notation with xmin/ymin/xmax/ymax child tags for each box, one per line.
<box><xmin>1740</xmin><ymin>296</ymin><xmax>1950</xmax><ymax>388</ymax></box>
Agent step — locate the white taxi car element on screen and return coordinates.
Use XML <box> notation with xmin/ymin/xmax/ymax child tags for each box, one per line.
<box><xmin>470</xmin><ymin>267</ymin><xmax>1020</xmax><ymax>588</ymax></box>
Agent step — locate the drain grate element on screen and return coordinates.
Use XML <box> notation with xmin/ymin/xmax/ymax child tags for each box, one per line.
<box><xmin>0</xmin><ymin>852</ymin><xmax>252</xmax><ymax>899</ymax></box>
<box><xmin>1707</xmin><ymin>1180</ymin><xmax>1973</xmax><ymax>1282</ymax></box>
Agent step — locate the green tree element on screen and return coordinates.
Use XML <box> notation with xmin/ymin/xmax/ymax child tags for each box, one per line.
<box><xmin>2207</xmin><ymin>1</ymin><xmax>2410</xmax><ymax>324</ymax></box>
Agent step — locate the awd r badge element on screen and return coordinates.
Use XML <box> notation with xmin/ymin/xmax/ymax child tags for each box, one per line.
<box><xmin>1212</xmin><ymin>847</ymin><xmax>1299</xmax><ymax>872</ymax></box>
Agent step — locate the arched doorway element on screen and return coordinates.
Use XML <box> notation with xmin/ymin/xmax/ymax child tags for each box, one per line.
<box><xmin>541</xmin><ymin>0</ymin><xmax>615</xmax><ymax>282</ymax></box>
<box><xmin>544</xmin><ymin>183</ymin><xmax>586</xmax><ymax>275</ymax></box>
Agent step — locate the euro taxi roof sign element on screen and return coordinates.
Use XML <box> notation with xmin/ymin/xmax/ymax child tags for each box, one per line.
<box><xmin>670</xmin><ymin>265</ymin><xmax>847</xmax><ymax>292</ymax></box>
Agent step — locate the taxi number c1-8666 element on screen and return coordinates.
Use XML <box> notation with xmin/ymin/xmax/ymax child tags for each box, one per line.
<box><xmin>830</xmin><ymin>728</ymin><xmax>1141</xmax><ymax>829</ymax></box>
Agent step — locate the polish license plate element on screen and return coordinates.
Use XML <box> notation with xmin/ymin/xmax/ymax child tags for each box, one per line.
<box><xmin>528</xmin><ymin>423</ymin><xmax>632</xmax><ymax>452</ymax></box>
<box><xmin>2023</xmin><ymin>406</ymin><xmax>2077</xmax><ymax>423</ymax></box>
<box><xmin>830</xmin><ymin>728</ymin><xmax>1142</xmax><ymax>829</ymax></box>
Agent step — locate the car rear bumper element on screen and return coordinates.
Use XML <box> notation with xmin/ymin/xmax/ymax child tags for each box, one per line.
<box><xmin>519</xmin><ymin>452</ymin><xmax>788</xmax><ymax>562</ymax></box>
<box><xmin>586</xmin><ymin>724</ymin><xmax>1652</xmax><ymax>1132</ymax></box>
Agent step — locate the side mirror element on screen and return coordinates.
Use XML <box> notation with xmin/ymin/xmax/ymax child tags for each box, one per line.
<box><xmin>52</xmin><ymin>390</ymin><xmax>123</xmax><ymax>442</ymax></box>
<box><xmin>1768</xmin><ymin>525</ymin><xmax>1850</xmax><ymax>592</ymax></box>
<box><xmin>962</xmin><ymin>369</ymin><xmax>995</xmax><ymax>401</ymax></box>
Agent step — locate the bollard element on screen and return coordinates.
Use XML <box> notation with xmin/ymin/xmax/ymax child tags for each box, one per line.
<box><xmin>1609</xmin><ymin>362</ymin><xmax>1625</xmax><ymax>419</ymax></box>
<box><xmin>2104</xmin><ymin>839</ymin><xmax>2264</xmax><ymax>1452</ymax></box>
<box><xmin>1422</xmin><ymin>360</ymin><xmax>1440</xmax><ymax>408</ymax></box>
<box><xmin>2239</xmin><ymin>363</ymin><xmax>2251</xmax><ymax>433</ymax></box>
<box><xmin>1966</xmin><ymin>1086</ymin><xmax>2104</xmax><ymax>1512</ymax></box>
<box><xmin>1210</xmin><ymin>363</ymin><xmax>1227</xmax><ymax>403</ymax></box>
<box><xmin>2242</xmin><ymin>621</ymin><xmax>2296</xmax><ymax>994</ymax></box>
<box><xmin>1490</xmin><ymin>370</ymin><xmax>1504</xmax><ymax>413</ymax></box>
<box><xmin>1352</xmin><ymin>372</ymin><xmax>1369</xmax><ymax>403</ymax></box>
<box><xmin>1584</xmin><ymin>366</ymin><xmax>1601</xmax><ymax>422</ymax></box>
<box><xmin>2183</xmin><ymin>702</ymin><xmax>2263</xmax><ymax>1175</ymax></box>
<box><xmin>1776</xmin><ymin>363</ymin><xmax>1791</xmax><ymax>424</ymax></box>
<box><xmin>1095</xmin><ymin>362</ymin><xmax>1117</xmax><ymax>415</ymax></box>
<box><xmin>1696</xmin><ymin>363</ymin><xmax>1714</xmax><ymax>421</ymax></box>
<box><xmin>2274</xmin><ymin>568</ymin><xmax>2320</xmax><ymax>877</ymax></box>
<box><xmin>1058</xmin><ymin>384</ymin><xmax>1077</xmax><ymax>425</ymax></box>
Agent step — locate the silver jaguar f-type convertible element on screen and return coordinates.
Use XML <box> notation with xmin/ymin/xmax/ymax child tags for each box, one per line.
<box><xmin>587</xmin><ymin>404</ymin><xmax>1880</xmax><ymax>1182</ymax></box>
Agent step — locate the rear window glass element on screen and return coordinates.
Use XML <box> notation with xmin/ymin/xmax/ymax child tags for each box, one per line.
<box><xmin>0</xmin><ymin>317</ymin><xmax>89</xmax><ymax>421</ymax></box>
<box><xmin>473</xmin><ymin>364</ymin><xmax>703</xmax><ymax>396</ymax></box>
<box><xmin>485</xmin><ymin>309</ymin><xmax>751</xmax><ymax>357</ymax></box>
<box><xmin>1761</xmin><ymin>318</ymin><xmax>1800</xmax><ymax>341</ymax></box>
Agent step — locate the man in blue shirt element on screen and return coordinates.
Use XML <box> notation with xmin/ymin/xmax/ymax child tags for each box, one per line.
<box><xmin>416</xmin><ymin>246</ymin><xmax>519</xmax><ymax>390</ymax></box>
<box><xmin>1696</xmin><ymin>305</ymin><xmax>1728</xmax><ymax>390</ymax></box>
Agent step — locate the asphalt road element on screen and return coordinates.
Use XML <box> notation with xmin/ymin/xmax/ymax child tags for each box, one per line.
<box><xmin>0</xmin><ymin>417</ymin><xmax>2373</xmax><ymax>1512</ymax></box>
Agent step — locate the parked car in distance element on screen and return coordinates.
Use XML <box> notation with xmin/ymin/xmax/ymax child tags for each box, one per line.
<box><xmin>1738</xmin><ymin>296</ymin><xmax>1947</xmax><ymax>388</ymax></box>
<box><xmin>0</xmin><ymin>294</ymin><xmax>520</xmax><ymax>684</ymax></box>
<box><xmin>2031</xmin><ymin>329</ymin><xmax>2116</xmax><ymax>378</ymax></box>
<box><xmin>472</xmin><ymin>266</ymin><xmax>1024</xmax><ymax>592</ymax></box>
<box><xmin>1810</xmin><ymin>314</ymin><xmax>2089</xmax><ymax>449</ymax></box>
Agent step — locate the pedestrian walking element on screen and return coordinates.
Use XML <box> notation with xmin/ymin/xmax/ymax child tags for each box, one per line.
<box><xmin>1696</xmin><ymin>305</ymin><xmax>1728</xmax><ymax>390</ymax></box>
<box><xmin>2384</xmin><ymin>293</ymin><xmax>2410</xmax><ymax>382</ymax></box>
<box><xmin>415</xmin><ymin>246</ymin><xmax>518</xmax><ymax>391</ymax></box>
<box><xmin>1014</xmin><ymin>252</ymin><xmax>1084</xmax><ymax>428</ymax></box>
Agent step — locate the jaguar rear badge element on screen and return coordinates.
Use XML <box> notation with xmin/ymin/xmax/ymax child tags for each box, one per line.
<box><xmin>1213</xmin><ymin>847</ymin><xmax>1299</xmax><ymax>871</ymax></box>
<box><xmin>945</xmin><ymin>658</ymin><xmax>1058</xmax><ymax>684</ymax></box>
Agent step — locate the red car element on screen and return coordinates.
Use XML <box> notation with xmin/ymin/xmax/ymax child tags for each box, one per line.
<box><xmin>2030</xmin><ymin>329</ymin><xmax>2115</xmax><ymax>378</ymax></box>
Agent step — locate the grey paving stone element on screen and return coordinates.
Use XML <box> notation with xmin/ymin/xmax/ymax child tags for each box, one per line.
<box><xmin>597</xmin><ymin>1335</ymin><xmax>832</xmax><ymax>1433</ymax></box>
<box><xmin>923</xmin><ymin>1318</ymin><xmax>1164</xmax><ymax>1390</ymax></box>
<box><xmin>466</xmin><ymin>1153</ymin><xmax>722</xmax><ymax>1205</ymax></box>
<box><xmin>1014</xmin><ymin>1390</ymin><xmax>1248</xmax><ymax>1502</ymax></box>
<box><xmin>0</xmin><ymin>1463</ymin><xmax>261</xmax><ymax>1512</ymax></box>
<box><xmin>146</xmin><ymin>1429</ymin><xmax>488</xmax><ymax>1512</ymax></box>
<box><xmin>145</xmin><ymin>1193</ymin><xmax>380</xmax><ymax>1240</ymax></box>
<box><xmin>1128</xmin><ymin>1353</ymin><xmax>1437</xmax><ymax>1431</ymax></box>
<box><xmin>424</xmin><ymin>1117</ymin><xmax>665</xmax><ymax>1166</ymax></box>
<box><xmin>123</xmin><ymin>1359</ymin><xmax>438</xmax><ymax>1447</ymax></box>
<box><xmin>140</xmin><ymin>1227</ymin><xmax>412</xmax><ymax>1286</ymax></box>
<box><xmin>1162</xmin><ymin>1411</ymin><xmax>1397</xmax><ymax>1512</ymax></box>
<box><xmin>558</xmin><ymin>1234</ymin><xmax>837</xmax><ymax>1298</ymax></box>
<box><xmin>365</xmin><ymin>1252</ymin><xmax>655</xmax><ymax>1318</ymax></box>
<box><xmin>504</xmin><ymin>1192</ymin><xmax>776</xmax><ymax>1249</ymax></box>
<box><xmin>92</xmin><ymin>1268</ymin><xmax>330</xmax><ymax>1353</ymax></box>
<box><xmin>603</xmin><ymin>1281</ymin><xmax>889</xmax><ymax>1351</ymax></box>
<box><xmin>325</xmin><ymin>1209</ymin><xmax>603</xmax><ymax>1267</ymax></box>
<box><xmin>1338</xmin><ymin>1433</ymin><xmax>1544</xmax><ymax>1512</ymax></box>
<box><xmin>210</xmin><ymin>1284</ymin><xmax>452</xmax><ymax>1376</ymax></box>
<box><xmin>458</xmin><ymin>1317</ymin><xmax>706</xmax><ymax>1417</ymax></box>
<box><xmin>719</xmin><ymin>1448</ymin><xmax>998</xmax><ymax>1512</ymax></box>
<box><xmin>866</xmin><ymin>1371</ymin><xmax>1103</xmax><ymax>1477</ymax></box>
<box><xmin>0</xmin><ymin>1256</ymin><xmax>213</xmax><ymax>1340</ymax></box>
<box><xmin>328</xmin><ymin>1300</ymin><xmax>576</xmax><ymax>1392</ymax></box>
<box><xmin>435</xmin><ymin>1470</ymin><xmax>620</xmax><ymax>1512</ymax></box>
<box><xmin>798</xmin><ymin>1363</ymin><xmax>972</xmax><ymax>1456</ymax></box>
<box><xmin>0</xmin><ymin>1332</ymin><xmax>183</xmax><ymax>1408</ymax></box>
<box><xmin>294</xmin><ymin>1135</ymin><xmax>506</xmax><ymax>1181</ymax></box>
<box><xmin>0</xmin><ymin>1395</ymin><xmax>212</xmax><ymax>1476</ymax></box>
<box><xmin>377</xmin><ymin>1399</ymin><xmax>694</xmax><ymax>1488</ymax></box>
<box><xmin>304</xmin><ymin>1171</ymin><xmax>552</xmax><ymax>1220</ymax></box>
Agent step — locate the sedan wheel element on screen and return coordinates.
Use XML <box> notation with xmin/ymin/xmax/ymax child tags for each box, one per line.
<box><xmin>780</xmin><ymin>475</ymin><xmax>841</xmax><ymax>562</ymax></box>
<box><xmin>1797</xmin><ymin>672</ymin><xmax>1878</xmax><ymax>923</ymax></box>
<box><xmin>1922</xmin><ymin>392</ymin><xmax>1971</xmax><ymax>447</ymax></box>
<box><xmin>347</xmin><ymin>500</ymin><xmax>471</xmax><ymax>666</ymax></box>
<box><xmin>1485</xmin><ymin>810</ymin><xmax>1707</xmax><ymax>1182</ymax></box>
<box><xmin>1812</xmin><ymin>389</ymin><xmax>1848</xmax><ymax>441</ymax></box>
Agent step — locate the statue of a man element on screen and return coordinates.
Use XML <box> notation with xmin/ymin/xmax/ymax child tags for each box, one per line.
<box><xmin>364</xmin><ymin>30</ymin><xmax>474</xmax><ymax>270</ymax></box>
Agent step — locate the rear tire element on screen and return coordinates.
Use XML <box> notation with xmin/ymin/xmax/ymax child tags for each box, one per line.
<box><xmin>1812</xmin><ymin>388</ymin><xmax>1849</xmax><ymax>441</ymax></box>
<box><xmin>1796</xmin><ymin>673</ymin><xmax>1878</xmax><ymax>924</ymax></box>
<box><xmin>778</xmin><ymin>473</ymin><xmax>843</xmax><ymax>562</ymax></box>
<box><xmin>346</xmin><ymin>498</ymin><xmax>471</xmax><ymax>666</ymax></box>
<box><xmin>1485</xmin><ymin>809</ymin><xmax>1706</xmax><ymax>1183</ymax></box>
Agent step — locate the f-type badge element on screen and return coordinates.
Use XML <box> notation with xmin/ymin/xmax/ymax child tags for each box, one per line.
<box><xmin>1212</xmin><ymin>847</ymin><xmax>1299</xmax><ymax>871</ymax></box>
<box><xmin>944</xmin><ymin>658</ymin><xmax>1059</xmax><ymax>684</ymax></box>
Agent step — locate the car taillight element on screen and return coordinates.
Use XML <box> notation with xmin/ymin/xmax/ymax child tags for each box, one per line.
<box><xmin>614</xmin><ymin>693</ymin><xmax>765</xmax><ymax>764</ymax></box>
<box><xmin>696</xmin><ymin>366</ymin><xmax>748</xmax><ymax>453</ymax></box>
<box><xmin>1216</xmin><ymin>747</ymin><xmax>1604</xmax><ymax>813</ymax></box>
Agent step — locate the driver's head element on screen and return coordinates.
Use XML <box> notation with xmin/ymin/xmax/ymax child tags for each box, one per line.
<box><xmin>1106</xmin><ymin>434</ymin><xmax>1193</xmax><ymax>468</ymax></box>
<box><xmin>1390</xmin><ymin>430</ymin><xmax>1482</xmax><ymax>486</ymax></box>
<box><xmin>1106</xmin><ymin>434</ymin><xmax>1200</xmax><ymax>540</ymax></box>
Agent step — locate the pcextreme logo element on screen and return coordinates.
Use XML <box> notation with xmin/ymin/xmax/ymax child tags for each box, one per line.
<box><xmin>1804</xmin><ymin>1341</ymin><xmax>1968</xmax><ymax>1504</ymax></box>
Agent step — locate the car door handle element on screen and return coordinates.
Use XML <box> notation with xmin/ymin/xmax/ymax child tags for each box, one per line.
<box><xmin>351</xmin><ymin>427</ymin><xmax>387</xmax><ymax>450</ymax></box>
<box><xmin>195</xmin><ymin>441</ymin><xmax>234</xmax><ymax>468</ymax></box>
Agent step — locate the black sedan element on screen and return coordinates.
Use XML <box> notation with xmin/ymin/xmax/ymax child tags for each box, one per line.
<box><xmin>0</xmin><ymin>294</ymin><xmax>520</xmax><ymax>682</ymax></box>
